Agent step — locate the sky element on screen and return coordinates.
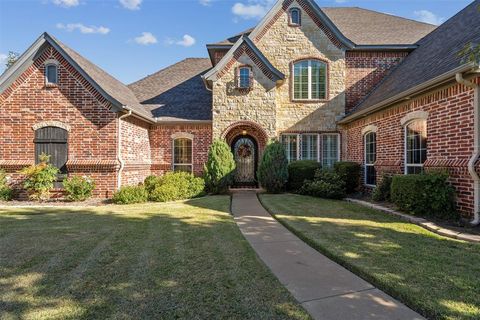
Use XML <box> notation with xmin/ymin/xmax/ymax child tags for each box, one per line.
<box><xmin>0</xmin><ymin>0</ymin><xmax>473</xmax><ymax>84</ymax></box>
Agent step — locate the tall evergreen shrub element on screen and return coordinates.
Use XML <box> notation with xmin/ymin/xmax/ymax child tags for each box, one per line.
<box><xmin>203</xmin><ymin>139</ymin><xmax>236</xmax><ymax>194</ymax></box>
<box><xmin>257</xmin><ymin>141</ymin><xmax>288</xmax><ymax>193</ymax></box>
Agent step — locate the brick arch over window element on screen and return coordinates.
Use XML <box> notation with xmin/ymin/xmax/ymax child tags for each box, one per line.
<box><xmin>32</xmin><ymin>121</ymin><xmax>71</xmax><ymax>132</ymax></box>
<box><xmin>222</xmin><ymin>121</ymin><xmax>269</xmax><ymax>152</ymax></box>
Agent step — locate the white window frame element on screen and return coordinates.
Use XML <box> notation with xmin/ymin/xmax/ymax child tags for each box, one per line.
<box><xmin>292</xmin><ymin>60</ymin><xmax>327</xmax><ymax>101</ymax></box>
<box><xmin>321</xmin><ymin>133</ymin><xmax>340</xmax><ymax>168</ymax></box>
<box><xmin>172</xmin><ymin>137</ymin><xmax>193</xmax><ymax>173</ymax></box>
<box><xmin>404</xmin><ymin>120</ymin><xmax>427</xmax><ymax>175</ymax></box>
<box><xmin>44</xmin><ymin>62</ymin><xmax>59</xmax><ymax>85</ymax></box>
<box><xmin>289</xmin><ymin>8</ymin><xmax>301</xmax><ymax>26</ymax></box>
<box><xmin>281</xmin><ymin>134</ymin><xmax>300</xmax><ymax>162</ymax></box>
<box><xmin>237</xmin><ymin>66</ymin><xmax>252</xmax><ymax>89</ymax></box>
<box><xmin>300</xmin><ymin>134</ymin><xmax>320</xmax><ymax>162</ymax></box>
<box><xmin>364</xmin><ymin>131</ymin><xmax>377</xmax><ymax>186</ymax></box>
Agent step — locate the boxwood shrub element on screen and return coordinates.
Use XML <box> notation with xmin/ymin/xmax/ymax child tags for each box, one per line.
<box><xmin>372</xmin><ymin>174</ymin><xmax>393</xmax><ymax>202</ymax></box>
<box><xmin>334</xmin><ymin>161</ymin><xmax>361</xmax><ymax>194</ymax></box>
<box><xmin>287</xmin><ymin>160</ymin><xmax>321</xmax><ymax>191</ymax></box>
<box><xmin>112</xmin><ymin>185</ymin><xmax>148</xmax><ymax>204</ymax></box>
<box><xmin>299</xmin><ymin>168</ymin><xmax>346</xmax><ymax>200</ymax></box>
<box><xmin>390</xmin><ymin>172</ymin><xmax>457</xmax><ymax>219</ymax></box>
<box><xmin>63</xmin><ymin>176</ymin><xmax>95</xmax><ymax>202</ymax></box>
<box><xmin>147</xmin><ymin>172</ymin><xmax>205</xmax><ymax>202</ymax></box>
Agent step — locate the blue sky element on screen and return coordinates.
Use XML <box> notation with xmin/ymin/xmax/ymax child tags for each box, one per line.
<box><xmin>0</xmin><ymin>0</ymin><xmax>472</xmax><ymax>83</ymax></box>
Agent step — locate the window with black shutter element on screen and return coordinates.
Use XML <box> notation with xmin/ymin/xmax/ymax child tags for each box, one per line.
<box><xmin>34</xmin><ymin>127</ymin><xmax>68</xmax><ymax>185</ymax></box>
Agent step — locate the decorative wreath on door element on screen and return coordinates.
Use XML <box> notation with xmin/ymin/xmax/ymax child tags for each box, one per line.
<box><xmin>237</xmin><ymin>144</ymin><xmax>252</xmax><ymax>158</ymax></box>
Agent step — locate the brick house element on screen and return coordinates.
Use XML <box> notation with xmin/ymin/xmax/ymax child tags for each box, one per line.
<box><xmin>1</xmin><ymin>0</ymin><xmax>479</xmax><ymax>222</ymax></box>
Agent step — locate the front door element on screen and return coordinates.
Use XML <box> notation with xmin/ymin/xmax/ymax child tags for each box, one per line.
<box><xmin>232</xmin><ymin>136</ymin><xmax>257</xmax><ymax>187</ymax></box>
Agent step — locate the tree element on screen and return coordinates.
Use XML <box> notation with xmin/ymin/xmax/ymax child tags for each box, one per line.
<box><xmin>5</xmin><ymin>51</ymin><xmax>19</xmax><ymax>69</ymax></box>
<box><xmin>203</xmin><ymin>139</ymin><xmax>236</xmax><ymax>194</ymax></box>
<box><xmin>257</xmin><ymin>141</ymin><xmax>288</xmax><ymax>193</ymax></box>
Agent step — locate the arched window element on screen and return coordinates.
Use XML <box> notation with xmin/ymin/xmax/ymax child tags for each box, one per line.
<box><xmin>364</xmin><ymin>131</ymin><xmax>376</xmax><ymax>185</ymax></box>
<box><xmin>293</xmin><ymin>60</ymin><xmax>327</xmax><ymax>100</ymax></box>
<box><xmin>173</xmin><ymin>138</ymin><xmax>193</xmax><ymax>173</ymax></box>
<box><xmin>45</xmin><ymin>64</ymin><xmax>58</xmax><ymax>85</ymax></box>
<box><xmin>405</xmin><ymin>120</ymin><xmax>427</xmax><ymax>174</ymax></box>
<box><xmin>237</xmin><ymin>66</ymin><xmax>252</xmax><ymax>89</ymax></box>
<box><xmin>289</xmin><ymin>8</ymin><xmax>301</xmax><ymax>26</ymax></box>
<box><xmin>34</xmin><ymin>126</ymin><xmax>68</xmax><ymax>179</ymax></box>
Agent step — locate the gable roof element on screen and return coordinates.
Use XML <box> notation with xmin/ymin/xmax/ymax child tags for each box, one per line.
<box><xmin>128</xmin><ymin>58</ymin><xmax>213</xmax><ymax>122</ymax></box>
<box><xmin>0</xmin><ymin>32</ymin><xmax>153</xmax><ymax>122</ymax></box>
<box><xmin>208</xmin><ymin>5</ymin><xmax>435</xmax><ymax>48</ymax></box>
<box><xmin>341</xmin><ymin>0</ymin><xmax>480</xmax><ymax>123</ymax></box>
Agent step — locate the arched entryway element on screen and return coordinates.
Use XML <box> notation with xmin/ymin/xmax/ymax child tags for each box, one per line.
<box><xmin>222</xmin><ymin>121</ymin><xmax>269</xmax><ymax>187</ymax></box>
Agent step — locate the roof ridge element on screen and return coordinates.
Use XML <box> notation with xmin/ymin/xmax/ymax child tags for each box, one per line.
<box><xmin>333</xmin><ymin>7</ymin><xmax>437</xmax><ymax>27</ymax></box>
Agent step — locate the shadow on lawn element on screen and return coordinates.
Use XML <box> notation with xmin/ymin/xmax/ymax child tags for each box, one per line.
<box><xmin>0</xmin><ymin>197</ymin><xmax>309</xmax><ymax>320</ymax></box>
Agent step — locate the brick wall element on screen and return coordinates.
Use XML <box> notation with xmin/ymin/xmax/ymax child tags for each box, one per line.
<box><xmin>342</xmin><ymin>80</ymin><xmax>477</xmax><ymax>218</ymax></box>
<box><xmin>149</xmin><ymin>123</ymin><xmax>212</xmax><ymax>176</ymax></box>
<box><xmin>120</xmin><ymin>116</ymin><xmax>152</xmax><ymax>186</ymax></box>
<box><xmin>345</xmin><ymin>51</ymin><xmax>408</xmax><ymax>114</ymax></box>
<box><xmin>0</xmin><ymin>45</ymin><xmax>118</xmax><ymax>198</ymax></box>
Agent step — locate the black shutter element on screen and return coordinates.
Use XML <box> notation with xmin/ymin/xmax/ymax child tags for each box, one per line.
<box><xmin>34</xmin><ymin>127</ymin><xmax>68</xmax><ymax>174</ymax></box>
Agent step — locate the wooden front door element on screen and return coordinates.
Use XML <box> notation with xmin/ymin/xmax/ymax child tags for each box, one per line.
<box><xmin>232</xmin><ymin>136</ymin><xmax>257</xmax><ymax>187</ymax></box>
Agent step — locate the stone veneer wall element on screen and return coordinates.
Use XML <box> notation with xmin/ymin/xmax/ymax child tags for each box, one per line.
<box><xmin>0</xmin><ymin>45</ymin><xmax>118</xmax><ymax>198</ymax></box>
<box><xmin>342</xmin><ymin>79</ymin><xmax>479</xmax><ymax>218</ymax></box>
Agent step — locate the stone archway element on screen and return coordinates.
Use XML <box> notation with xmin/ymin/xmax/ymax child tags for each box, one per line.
<box><xmin>222</xmin><ymin>121</ymin><xmax>269</xmax><ymax>187</ymax></box>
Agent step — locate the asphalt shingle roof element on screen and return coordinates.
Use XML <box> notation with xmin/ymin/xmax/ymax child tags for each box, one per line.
<box><xmin>349</xmin><ymin>0</ymin><xmax>480</xmax><ymax>116</ymax></box>
<box><xmin>209</xmin><ymin>7</ymin><xmax>435</xmax><ymax>46</ymax></box>
<box><xmin>128</xmin><ymin>58</ymin><xmax>213</xmax><ymax>122</ymax></box>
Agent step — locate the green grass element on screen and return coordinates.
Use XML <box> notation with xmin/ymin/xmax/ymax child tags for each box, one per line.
<box><xmin>259</xmin><ymin>194</ymin><xmax>480</xmax><ymax>320</ymax></box>
<box><xmin>0</xmin><ymin>196</ymin><xmax>310</xmax><ymax>320</ymax></box>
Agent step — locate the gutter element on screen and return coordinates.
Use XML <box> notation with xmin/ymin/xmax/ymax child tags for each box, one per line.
<box><xmin>117</xmin><ymin>109</ymin><xmax>132</xmax><ymax>190</ymax></box>
<box><xmin>456</xmin><ymin>72</ymin><xmax>480</xmax><ymax>225</ymax></box>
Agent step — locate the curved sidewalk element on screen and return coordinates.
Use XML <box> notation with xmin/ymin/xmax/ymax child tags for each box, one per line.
<box><xmin>231</xmin><ymin>190</ymin><xmax>424</xmax><ymax>320</ymax></box>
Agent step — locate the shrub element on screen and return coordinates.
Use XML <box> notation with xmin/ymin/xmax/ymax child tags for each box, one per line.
<box><xmin>112</xmin><ymin>185</ymin><xmax>148</xmax><ymax>204</ymax></box>
<box><xmin>0</xmin><ymin>170</ymin><xmax>13</xmax><ymax>201</ymax></box>
<box><xmin>63</xmin><ymin>176</ymin><xmax>95</xmax><ymax>202</ymax></box>
<box><xmin>287</xmin><ymin>160</ymin><xmax>321</xmax><ymax>191</ymax></box>
<box><xmin>149</xmin><ymin>172</ymin><xmax>205</xmax><ymax>202</ymax></box>
<box><xmin>334</xmin><ymin>161</ymin><xmax>361</xmax><ymax>194</ymax></box>
<box><xmin>390</xmin><ymin>172</ymin><xmax>457</xmax><ymax>219</ymax></box>
<box><xmin>20</xmin><ymin>153</ymin><xmax>59</xmax><ymax>201</ymax></box>
<box><xmin>144</xmin><ymin>175</ymin><xmax>162</xmax><ymax>195</ymax></box>
<box><xmin>300</xmin><ymin>169</ymin><xmax>346</xmax><ymax>199</ymax></box>
<box><xmin>372</xmin><ymin>174</ymin><xmax>393</xmax><ymax>202</ymax></box>
<box><xmin>203</xmin><ymin>139</ymin><xmax>236</xmax><ymax>194</ymax></box>
<box><xmin>257</xmin><ymin>141</ymin><xmax>288</xmax><ymax>193</ymax></box>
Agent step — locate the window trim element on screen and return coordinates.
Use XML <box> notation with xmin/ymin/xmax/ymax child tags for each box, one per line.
<box><xmin>364</xmin><ymin>131</ymin><xmax>377</xmax><ymax>187</ymax></box>
<box><xmin>403</xmin><ymin>119</ymin><xmax>427</xmax><ymax>175</ymax></box>
<box><xmin>290</xmin><ymin>58</ymin><xmax>329</xmax><ymax>103</ymax></box>
<box><xmin>280</xmin><ymin>133</ymin><xmax>339</xmax><ymax>165</ymax></box>
<box><xmin>300</xmin><ymin>133</ymin><xmax>320</xmax><ymax>162</ymax></box>
<box><xmin>236</xmin><ymin>65</ymin><xmax>253</xmax><ymax>90</ymax></box>
<box><xmin>172</xmin><ymin>136</ymin><xmax>193</xmax><ymax>173</ymax></box>
<box><xmin>288</xmin><ymin>7</ymin><xmax>301</xmax><ymax>26</ymax></box>
<box><xmin>44</xmin><ymin>62</ymin><xmax>59</xmax><ymax>86</ymax></box>
<box><xmin>321</xmin><ymin>133</ymin><xmax>340</xmax><ymax>168</ymax></box>
<box><xmin>281</xmin><ymin>134</ymin><xmax>300</xmax><ymax>163</ymax></box>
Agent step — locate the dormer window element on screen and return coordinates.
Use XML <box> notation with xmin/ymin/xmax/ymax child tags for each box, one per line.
<box><xmin>289</xmin><ymin>8</ymin><xmax>301</xmax><ymax>26</ymax></box>
<box><xmin>237</xmin><ymin>66</ymin><xmax>252</xmax><ymax>89</ymax></box>
<box><xmin>45</xmin><ymin>63</ymin><xmax>58</xmax><ymax>85</ymax></box>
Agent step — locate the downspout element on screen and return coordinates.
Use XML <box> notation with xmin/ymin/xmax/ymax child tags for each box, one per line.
<box><xmin>117</xmin><ymin>109</ymin><xmax>132</xmax><ymax>190</ymax></box>
<box><xmin>456</xmin><ymin>73</ymin><xmax>480</xmax><ymax>225</ymax></box>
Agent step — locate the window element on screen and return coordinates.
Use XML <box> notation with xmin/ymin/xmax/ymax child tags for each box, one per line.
<box><xmin>289</xmin><ymin>8</ymin><xmax>301</xmax><ymax>26</ymax></box>
<box><xmin>293</xmin><ymin>60</ymin><xmax>327</xmax><ymax>100</ymax></box>
<box><xmin>322</xmin><ymin>134</ymin><xmax>339</xmax><ymax>168</ymax></box>
<box><xmin>237</xmin><ymin>66</ymin><xmax>252</xmax><ymax>89</ymax></box>
<box><xmin>301</xmin><ymin>134</ymin><xmax>318</xmax><ymax>161</ymax></box>
<box><xmin>35</xmin><ymin>126</ymin><xmax>68</xmax><ymax>187</ymax></box>
<box><xmin>364</xmin><ymin>132</ymin><xmax>376</xmax><ymax>185</ymax></box>
<box><xmin>405</xmin><ymin>121</ymin><xmax>427</xmax><ymax>174</ymax></box>
<box><xmin>281</xmin><ymin>134</ymin><xmax>298</xmax><ymax>162</ymax></box>
<box><xmin>45</xmin><ymin>64</ymin><xmax>58</xmax><ymax>85</ymax></box>
<box><xmin>173</xmin><ymin>138</ymin><xmax>193</xmax><ymax>173</ymax></box>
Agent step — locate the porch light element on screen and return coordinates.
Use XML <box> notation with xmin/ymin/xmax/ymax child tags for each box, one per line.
<box><xmin>242</xmin><ymin>130</ymin><xmax>247</xmax><ymax>136</ymax></box>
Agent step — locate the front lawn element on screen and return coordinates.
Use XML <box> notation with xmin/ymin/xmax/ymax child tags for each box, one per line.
<box><xmin>0</xmin><ymin>196</ymin><xmax>310</xmax><ymax>320</ymax></box>
<box><xmin>259</xmin><ymin>194</ymin><xmax>480</xmax><ymax>320</ymax></box>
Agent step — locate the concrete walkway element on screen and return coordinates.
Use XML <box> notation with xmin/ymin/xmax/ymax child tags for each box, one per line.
<box><xmin>231</xmin><ymin>190</ymin><xmax>425</xmax><ymax>320</ymax></box>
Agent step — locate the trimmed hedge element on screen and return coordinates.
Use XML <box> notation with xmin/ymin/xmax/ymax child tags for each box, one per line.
<box><xmin>203</xmin><ymin>139</ymin><xmax>236</xmax><ymax>194</ymax></box>
<box><xmin>257</xmin><ymin>141</ymin><xmax>288</xmax><ymax>193</ymax></box>
<box><xmin>287</xmin><ymin>160</ymin><xmax>321</xmax><ymax>191</ymax></box>
<box><xmin>112</xmin><ymin>185</ymin><xmax>148</xmax><ymax>204</ymax></box>
<box><xmin>334</xmin><ymin>161</ymin><xmax>361</xmax><ymax>194</ymax></box>
<box><xmin>299</xmin><ymin>169</ymin><xmax>346</xmax><ymax>200</ymax></box>
<box><xmin>372</xmin><ymin>174</ymin><xmax>392</xmax><ymax>202</ymax></box>
<box><xmin>391</xmin><ymin>172</ymin><xmax>457</xmax><ymax>219</ymax></box>
<box><xmin>148</xmin><ymin>172</ymin><xmax>205</xmax><ymax>202</ymax></box>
